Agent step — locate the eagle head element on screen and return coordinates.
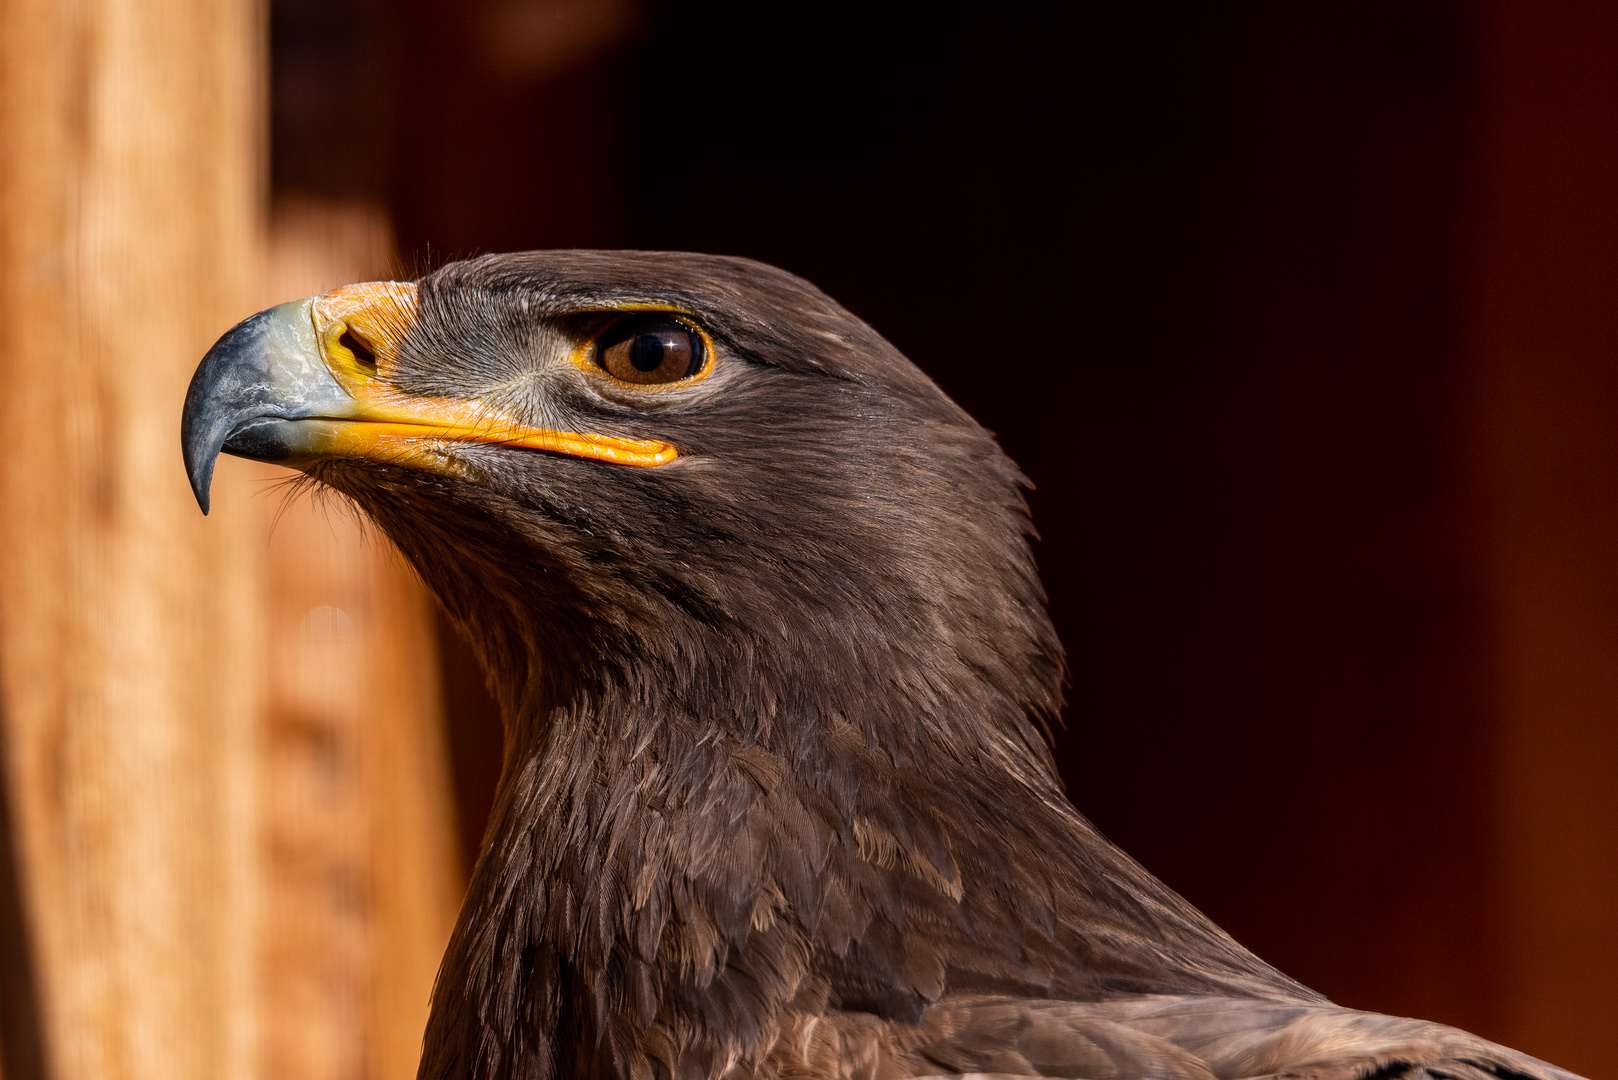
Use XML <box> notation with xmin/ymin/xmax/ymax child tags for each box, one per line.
<box><xmin>181</xmin><ymin>251</ymin><xmax>1311</xmax><ymax>1080</ymax></box>
<box><xmin>184</xmin><ymin>251</ymin><xmax>1064</xmax><ymax>773</ymax></box>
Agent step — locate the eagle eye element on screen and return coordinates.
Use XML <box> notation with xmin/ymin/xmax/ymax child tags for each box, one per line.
<box><xmin>594</xmin><ymin>315</ymin><xmax>706</xmax><ymax>385</ymax></box>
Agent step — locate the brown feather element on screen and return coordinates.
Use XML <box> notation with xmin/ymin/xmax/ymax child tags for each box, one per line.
<box><xmin>277</xmin><ymin>251</ymin><xmax>1586</xmax><ymax>1080</ymax></box>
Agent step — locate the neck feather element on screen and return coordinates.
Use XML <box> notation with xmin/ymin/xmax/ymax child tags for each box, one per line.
<box><xmin>415</xmin><ymin>632</ymin><xmax>1315</xmax><ymax>1080</ymax></box>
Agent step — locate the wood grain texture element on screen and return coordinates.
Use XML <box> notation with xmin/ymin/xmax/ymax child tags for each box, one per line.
<box><xmin>256</xmin><ymin>199</ymin><xmax>462</xmax><ymax>1080</ymax></box>
<box><xmin>1471</xmin><ymin>3</ymin><xmax>1618</xmax><ymax>1076</ymax></box>
<box><xmin>0</xmin><ymin>1</ymin><xmax>265</xmax><ymax>1077</ymax></box>
<box><xmin>0</xmin><ymin>12</ymin><xmax>463</xmax><ymax>1078</ymax></box>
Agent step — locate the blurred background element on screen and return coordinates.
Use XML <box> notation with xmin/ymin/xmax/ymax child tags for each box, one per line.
<box><xmin>1</xmin><ymin>2</ymin><xmax>1616</xmax><ymax>1079</ymax></box>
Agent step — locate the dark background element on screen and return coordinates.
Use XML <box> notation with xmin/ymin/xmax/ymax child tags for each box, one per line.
<box><xmin>273</xmin><ymin>1</ymin><xmax>1618</xmax><ymax>1072</ymax></box>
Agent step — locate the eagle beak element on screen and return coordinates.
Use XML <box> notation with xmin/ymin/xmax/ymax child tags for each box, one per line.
<box><xmin>180</xmin><ymin>282</ymin><xmax>677</xmax><ymax>514</ymax></box>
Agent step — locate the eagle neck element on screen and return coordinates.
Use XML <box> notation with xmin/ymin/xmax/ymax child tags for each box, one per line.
<box><xmin>421</xmin><ymin>641</ymin><xmax>1318</xmax><ymax>1080</ymax></box>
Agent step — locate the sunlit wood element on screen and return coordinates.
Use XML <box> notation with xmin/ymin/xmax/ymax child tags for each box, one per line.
<box><xmin>257</xmin><ymin>199</ymin><xmax>462</xmax><ymax>1080</ymax></box>
<box><xmin>0</xmin><ymin>11</ymin><xmax>462</xmax><ymax>1077</ymax></box>
<box><xmin>0</xmin><ymin>1</ymin><xmax>265</xmax><ymax>1077</ymax></box>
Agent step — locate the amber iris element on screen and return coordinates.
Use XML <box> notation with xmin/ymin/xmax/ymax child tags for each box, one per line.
<box><xmin>595</xmin><ymin>315</ymin><xmax>706</xmax><ymax>384</ymax></box>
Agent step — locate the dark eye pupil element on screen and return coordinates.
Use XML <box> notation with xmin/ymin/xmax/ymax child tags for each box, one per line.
<box><xmin>595</xmin><ymin>316</ymin><xmax>705</xmax><ymax>384</ymax></box>
<box><xmin>629</xmin><ymin>333</ymin><xmax>668</xmax><ymax>372</ymax></box>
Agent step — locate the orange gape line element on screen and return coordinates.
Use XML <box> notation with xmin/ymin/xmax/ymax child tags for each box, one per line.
<box><xmin>307</xmin><ymin>280</ymin><xmax>678</xmax><ymax>468</ymax></box>
<box><xmin>323</xmin><ymin>421</ymin><xmax>678</xmax><ymax>467</ymax></box>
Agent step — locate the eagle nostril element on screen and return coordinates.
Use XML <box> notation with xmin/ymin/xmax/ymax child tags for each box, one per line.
<box><xmin>339</xmin><ymin>327</ymin><xmax>378</xmax><ymax>372</ymax></box>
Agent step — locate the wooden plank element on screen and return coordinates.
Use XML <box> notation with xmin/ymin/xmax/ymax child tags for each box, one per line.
<box><xmin>0</xmin><ymin>13</ymin><xmax>463</xmax><ymax>1077</ymax></box>
<box><xmin>257</xmin><ymin>199</ymin><xmax>462</xmax><ymax>1080</ymax></box>
<box><xmin>0</xmin><ymin>1</ymin><xmax>265</xmax><ymax>1077</ymax></box>
<box><xmin>1471</xmin><ymin>3</ymin><xmax>1618</xmax><ymax>1076</ymax></box>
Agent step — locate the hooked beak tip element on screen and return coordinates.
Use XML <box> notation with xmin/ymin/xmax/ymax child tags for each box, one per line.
<box><xmin>180</xmin><ymin>298</ymin><xmax>333</xmax><ymax>517</ymax></box>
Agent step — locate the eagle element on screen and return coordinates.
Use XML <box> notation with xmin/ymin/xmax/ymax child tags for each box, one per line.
<box><xmin>182</xmin><ymin>252</ymin><xmax>1582</xmax><ymax>1080</ymax></box>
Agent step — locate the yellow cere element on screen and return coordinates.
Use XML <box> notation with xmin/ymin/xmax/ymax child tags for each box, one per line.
<box><xmin>303</xmin><ymin>281</ymin><xmax>679</xmax><ymax>469</ymax></box>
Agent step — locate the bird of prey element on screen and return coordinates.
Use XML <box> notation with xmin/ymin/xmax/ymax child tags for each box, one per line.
<box><xmin>182</xmin><ymin>252</ymin><xmax>1584</xmax><ymax>1080</ymax></box>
